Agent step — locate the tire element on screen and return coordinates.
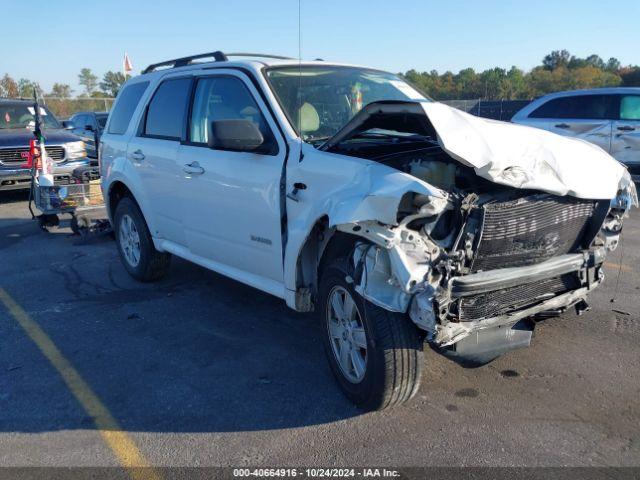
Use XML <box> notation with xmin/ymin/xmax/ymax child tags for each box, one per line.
<box><xmin>113</xmin><ymin>196</ymin><xmax>171</xmax><ymax>282</ymax></box>
<box><xmin>319</xmin><ymin>258</ymin><xmax>424</xmax><ymax>410</ymax></box>
<box><xmin>70</xmin><ymin>215</ymin><xmax>80</xmax><ymax>235</ymax></box>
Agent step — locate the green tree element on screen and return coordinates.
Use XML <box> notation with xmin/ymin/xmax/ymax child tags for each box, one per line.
<box><xmin>49</xmin><ymin>83</ymin><xmax>73</xmax><ymax>98</ymax></box>
<box><xmin>78</xmin><ymin>68</ymin><xmax>98</xmax><ymax>95</ymax></box>
<box><xmin>0</xmin><ymin>74</ymin><xmax>19</xmax><ymax>97</ymax></box>
<box><xmin>605</xmin><ymin>57</ymin><xmax>621</xmax><ymax>72</ymax></box>
<box><xmin>99</xmin><ymin>71</ymin><xmax>127</xmax><ymax>97</ymax></box>
<box><xmin>543</xmin><ymin>50</ymin><xmax>571</xmax><ymax>70</ymax></box>
<box><xmin>455</xmin><ymin>68</ymin><xmax>480</xmax><ymax>98</ymax></box>
<box><xmin>17</xmin><ymin>78</ymin><xmax>40</xmax><ymax>98</ymax></box>
<box><xmin>479</xmin><ymin>67</ymin><xmax>507</xmax><ymax>99</ymax></box>
<box><xmin>504</xmin><ymin>67</ymin><xmax>527</xmax><ymax>99</ymax></box>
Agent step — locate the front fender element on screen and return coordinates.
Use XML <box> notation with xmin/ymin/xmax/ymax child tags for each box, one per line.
<box><xmin>283</xmin><ymin>146</ymin><xmax>445</xmax><ymax>298</ymax></box>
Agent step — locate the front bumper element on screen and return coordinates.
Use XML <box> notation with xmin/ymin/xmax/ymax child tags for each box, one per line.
<box><xmin>0</xmin><ymin>159</ymin><xmax>92</xmax><ymax>190</ymax></box>
<box><xmin>418</xmin><ymin>248</ymin><xmax>605</xmax><ymax>348</ymax></box>
<box><xmin>418</xmin><ymin>249</ymin><xmax>605</xmax><ymax>365</ymax></box>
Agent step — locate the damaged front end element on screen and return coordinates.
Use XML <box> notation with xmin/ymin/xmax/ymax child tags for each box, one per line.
<box><xmin>323</xmin><ymin>101</ymin><xmax>637</xmax><ymax>365</ymax></box>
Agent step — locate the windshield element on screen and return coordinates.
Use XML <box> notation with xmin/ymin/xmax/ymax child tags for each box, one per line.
<box><xmin>265</xmin><ymin>66</ymin><xmax>428</xmax><ymax>143</ymax></box>
<box><xmin>0</xmin><ymin>103</ymin><xmax>61</xmax><ymax>130</ymax></box>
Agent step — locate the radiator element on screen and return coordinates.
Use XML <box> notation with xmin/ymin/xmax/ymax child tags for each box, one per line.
<box><xmin>458</xmin><ymin>273</ymin><xmax>580</xmax><ymax>322</ymax></box>
<box><xmin>471</xmin><ymin>194</ymin><xmax>596</xmax><ymax>272</ymax></box>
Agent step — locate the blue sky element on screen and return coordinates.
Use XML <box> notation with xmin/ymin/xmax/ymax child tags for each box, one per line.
<box><xmin>3</xmin><ymin>0</ymin><xmax>638</xmax><ymax>93</ymax></box>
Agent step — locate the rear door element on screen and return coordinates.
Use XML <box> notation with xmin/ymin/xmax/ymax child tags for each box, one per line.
<box><xmin>611</xmin><ymin>94</ymin><xmax>640</xmax><ymax>172</ymax></box>
<box><xmin>127</xmin><ymin>76</ymin><xmax>192</xmax><ymax>247</ymax></box>
<box><xmin>525</xmin><ymin>94</ymin><xmax>615</xmax><ymax>152</ymax></box>
<box><xmin>177</xmin><ymin>71</ymin><xmax>287</xmax><ymax>285</ymax></box>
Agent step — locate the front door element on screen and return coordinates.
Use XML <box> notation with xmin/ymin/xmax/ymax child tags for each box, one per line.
<box><xmin>524</xmin><ymin>94</ymin><xmax>615</xmax><ymax>153</ymax></box>
<box><xmin>611</xmin><ymin>94</ymin><xmax>640</xmax><ymax>167</ymax></box>
<box><xmin>178</xmin><ymin>71</ymin><xmax>287</xmax><ymax>284</ymax></box>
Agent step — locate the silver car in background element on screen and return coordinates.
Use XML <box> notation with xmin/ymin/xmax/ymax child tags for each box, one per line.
<box><xmin>512</xmin><ymin>87</ymin><xmax>640</xmax><ymax>180</ymax></box>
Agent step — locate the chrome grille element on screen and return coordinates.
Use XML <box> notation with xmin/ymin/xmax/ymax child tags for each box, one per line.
<box><xmin>458</xmin><ymin>274</ymin><xmax>580</xmax><ymax>322</ymax></box>
<box><xmin>0</xmin><ymin>146</ymin><xmax>65</xmax><ymax>165</ymax></box>
<box><xmin>471</xmin><ymin>194</ymin><xmax>596</xmax><ymax>272</ymax></box>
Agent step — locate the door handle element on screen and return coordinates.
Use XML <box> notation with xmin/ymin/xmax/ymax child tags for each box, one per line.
<box><xmin>130</xmin><ymin>149</ymin><xmax>145</xmax><ymax>161</ymax></box>
<box><xmin>286</xmin><ymin>182</ymin><xmax>307</xmax><ymax>202</ymax></box>
<box><xmin>554</xmin><ymin>123</ymin><xmax>571</xmax><ymax>129</ymax></box>
<box><xmin>183</xmin><ymin>161</ymin><xmax>205</xmax><ymax>175</ymax></box>
<box><xmin>617</xmin><ymin>125</ymin><xmax>635</xmax><ymax>132</ymax></box>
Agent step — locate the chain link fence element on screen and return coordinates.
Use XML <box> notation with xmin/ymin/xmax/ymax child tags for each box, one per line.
<box><xmin>37</xmin><ymin>97</ymin><xmax>531</xmax><ymax>123</ymax></box>
<box><xmin>440</xmin><ymin>99</ymin><xmax>532</xmax><ymax>121</ymax></box>
<box><xmin>41</xmin><ymin>97</ymin><xmax>115</xmax><ymax>120</ymax></box>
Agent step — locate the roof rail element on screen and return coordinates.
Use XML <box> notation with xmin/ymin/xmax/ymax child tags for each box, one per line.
<box><xmin>224</xmin><ymin>53</ymin><xmax>294</xmax><ymax>60</ymax></box>
<box><xmin>142</xmin><ymin>51</ymin><xmax>228</xmax><ymax>74</ymax></box>
<box><xmin>142</xmin><ymin>51</ymin><xmax>294</xmax><ymax>74</ymax></box>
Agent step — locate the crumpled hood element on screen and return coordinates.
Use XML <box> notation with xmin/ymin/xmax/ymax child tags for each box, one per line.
<box><xmin>324</xmin><ymin>100</ymin><xmax>631</xmax><ymax>200</ymax></box>
<box><xmin>420</xmin><ymin>102</ymin><xmax>626</xmax><ymax>199</ymax></box>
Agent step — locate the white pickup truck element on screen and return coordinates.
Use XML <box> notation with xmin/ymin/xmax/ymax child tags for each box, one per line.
<box><xmin>100</xmin><ymin>52</ymin><xmax>636</xmax><ymax>410</ymax></box>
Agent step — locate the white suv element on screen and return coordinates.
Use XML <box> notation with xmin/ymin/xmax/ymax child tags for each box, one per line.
<box><xmin>101</xmin><ymin>51</ymin><xmax>635</xmax><ymax>410</ymax></box>
<box><xmin>512</xmin><ymin>88</ymin><xmax>640</xmax><ymax>180</ymax></box>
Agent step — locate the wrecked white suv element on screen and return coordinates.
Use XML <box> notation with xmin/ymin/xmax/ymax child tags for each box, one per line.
<box><xmin>100</xmin><ymin>52</ymin><xmax>637</xmax><ymax>410</ymax></box>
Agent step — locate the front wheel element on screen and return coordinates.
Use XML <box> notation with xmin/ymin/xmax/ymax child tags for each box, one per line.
<box><xmin>319</xmin><ymin>259</ymin><xmax>424</xmax><ymax>410</ymax></box>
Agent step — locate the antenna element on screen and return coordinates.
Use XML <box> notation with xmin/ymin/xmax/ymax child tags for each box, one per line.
<box><xmin>297</xmin><ymin>0</ymin><xmax>302</xmax><ymax>136</ymax></box>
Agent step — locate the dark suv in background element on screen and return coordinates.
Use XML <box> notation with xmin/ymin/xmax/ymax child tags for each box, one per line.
<box><xmin>0</xmin><ymin>99</ymin><xmax>89</xmax><ymax>191</ymax></box>
<box><xmin>65</xmin><ymin>111</ymin><xmax>108</xmax><ymax>159</ymax></box>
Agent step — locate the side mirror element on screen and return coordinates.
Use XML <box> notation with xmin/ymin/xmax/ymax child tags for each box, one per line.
<box><xmin>62</xmin><ymin>121</ymin><xmax>74</xmax><ymax>130</ymax></box>
<box><xmin>207</xmin><ymin>119</ymin><xmax>265</xmax><ymax>152</ymax></box>
<box><xmin>85</xmin><ymin>124</ymin><xmax>95</xmax><ymax>132</ymax></box>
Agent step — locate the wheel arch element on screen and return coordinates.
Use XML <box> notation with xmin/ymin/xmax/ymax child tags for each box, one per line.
<box><xmin>107</xmin><ymin>180</ymin><xmax>138</xmax><ymax>220</ymax></box>
<box><xmin>292</xmin><ymin>215</ymin><xmax>362</xmax><ymax>311</ymax></box>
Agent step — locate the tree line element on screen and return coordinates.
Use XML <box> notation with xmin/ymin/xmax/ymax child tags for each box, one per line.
<box><xmin>0</xmin><ymin>68</ymin><xmax>129</xmax><ymax>117</ymax></box>
<box><xmin>0</xmin><ymin>68</ymin><xmax>129</xmax><ymax>99</ymax></box>
<box><xmin>402</xmin><ymin>50</ymin><xmax>640</xmax><ymax>100</ymax></box>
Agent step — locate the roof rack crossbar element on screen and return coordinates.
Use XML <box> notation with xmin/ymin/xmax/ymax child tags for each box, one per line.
<box><xmin>142</xmin><ymin>51</ymin><xmax>294</xmax><ymax>74</ymax></box>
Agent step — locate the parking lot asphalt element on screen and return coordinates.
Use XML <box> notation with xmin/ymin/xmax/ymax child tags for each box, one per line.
<box><xmin>0</xmin><ymin>189</ymin><xmax>639</xmax><ymax>468</ymax></box>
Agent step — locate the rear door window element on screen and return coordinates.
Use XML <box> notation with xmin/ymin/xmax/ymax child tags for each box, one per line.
<box><xmin>107</xmin><ymin>82</ymin><xmax>149</xmax><ymax>135</ymax></box>
<box><xmin>529</xmin><ymin>95</ymin><xmax>616</xmax><ymax>120</ymax></box>
<box><xmin>619</xmin><ymin>95</ymin><xmax>640</xmax><ymax>120</ymax></box>
<box><xmin>143</xmin><ymin>78</ymin><xmax>191</xmax><ymax>140</ymax></box>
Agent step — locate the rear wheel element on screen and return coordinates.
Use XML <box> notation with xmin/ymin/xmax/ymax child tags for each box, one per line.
<box><xmin>114</xmin><ymin>196</ymin><xmax>171</xmax><ymax>282</ymax></box>
<box><xmin>319</xmin><ymin>258</ymin><xmax>424</xmax><ymax>410</ymax></box>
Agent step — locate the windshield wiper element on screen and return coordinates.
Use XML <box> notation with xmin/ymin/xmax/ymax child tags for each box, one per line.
<box><xmin>349</xmin><ymin>131</ymin><xmax>431</xmax><ymax>142</ymax></box>
<box><xmin>304</xmin><ymin>135</ymin><xmax>332</xmax><ymax>145</ymax></box>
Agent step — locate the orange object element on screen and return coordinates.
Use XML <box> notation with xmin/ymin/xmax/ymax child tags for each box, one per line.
<box><xmin>22</xmin><ymin>138</ymin><xmax>40</xmax><ymax>168</ymax></box>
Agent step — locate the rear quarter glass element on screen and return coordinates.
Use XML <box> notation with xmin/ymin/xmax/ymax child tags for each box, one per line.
<box><xmin>108</xmin><ymin>82</ymin><xmax>150</xmax><ymax>135</ymax></box>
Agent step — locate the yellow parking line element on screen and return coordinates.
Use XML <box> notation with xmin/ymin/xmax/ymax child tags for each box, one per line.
<box><xmin>0</xmin><ymin>288</ymin><xmax>160</xmax><ymax>480</ymax></box>
<box><xmin>604</xmin><ymin>262</ymin><xmax>632</xmax><ymax>273</ymax></box>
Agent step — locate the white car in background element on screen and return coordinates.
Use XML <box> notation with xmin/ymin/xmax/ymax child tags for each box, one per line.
<box><xmin>512</xmin><ymin>88</ymin><xmax>640</xmax><ymax>180</ymax></box>
<box><xmin>100</xmin><ymin>52</ymin><xmax>636</xmax><ymax>410</ymax></box>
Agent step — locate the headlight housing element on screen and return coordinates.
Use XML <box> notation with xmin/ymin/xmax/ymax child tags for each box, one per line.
<box><xmin>65</xmin><ymin>141</ymin><xmax>86</xmax><ymax>160</ymax></box>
